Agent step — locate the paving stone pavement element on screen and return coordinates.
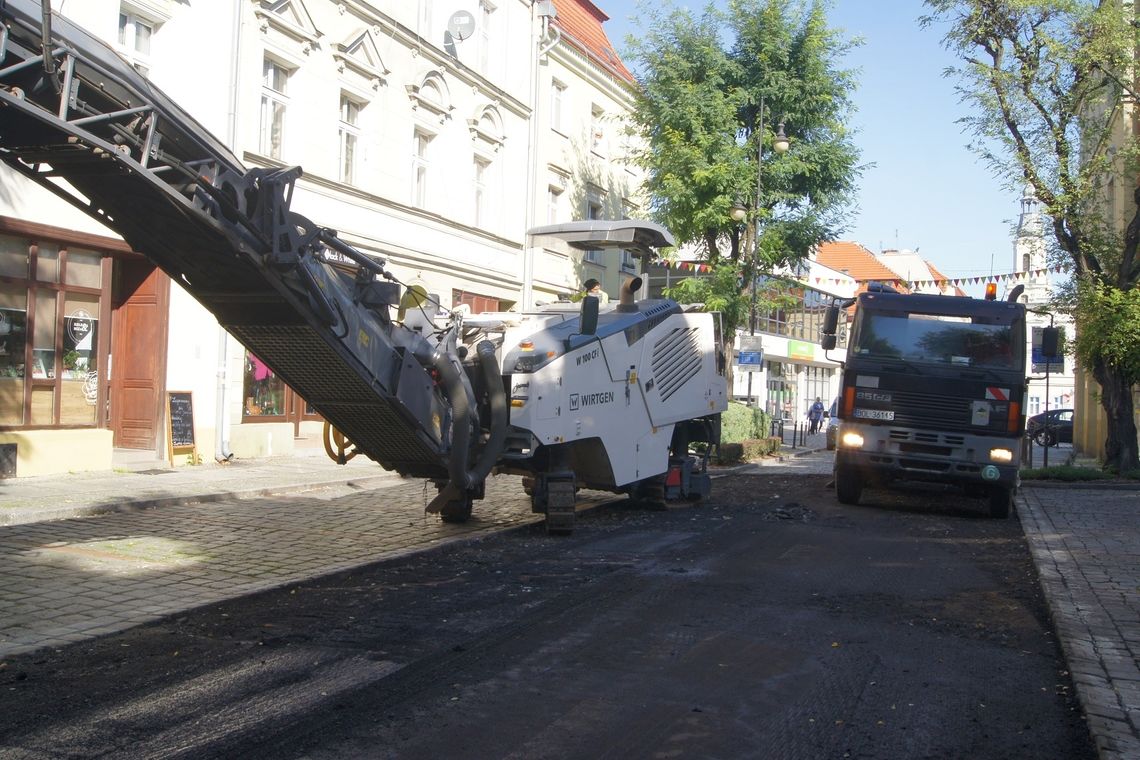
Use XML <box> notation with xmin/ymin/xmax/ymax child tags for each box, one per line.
<box><xmin>1017</xmin><ymin>484</ymin><xmax>1140</xmax><ymax>760</ymax></box>
<box><xmin>0</xmin><ymin>471</ymin><xmax>621</xmax><ymax>658</ymax></box>
<box><xmin>0</xmin><ymin>442</ymin><xmax>1136</xmax><ymax>759</ymax></box>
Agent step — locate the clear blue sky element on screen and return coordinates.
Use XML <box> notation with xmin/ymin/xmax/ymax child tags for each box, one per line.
<box><xmin>598</xmin><ymin>0</ymin><xmax>1023</xmax><ymax>295</ymax></box>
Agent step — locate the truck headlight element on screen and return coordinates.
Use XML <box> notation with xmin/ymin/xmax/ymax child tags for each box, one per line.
<box><xmin>840</xmin><ymin>431</ymin><xmax>864</xmax><ymax>448</ymax></box>
<box><xmin>989</xmin><ymin>448</ymin><xmax>1013</xmax><ymax>463</ymax></box>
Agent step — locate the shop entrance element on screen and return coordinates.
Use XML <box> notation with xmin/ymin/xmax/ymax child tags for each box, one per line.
<box><xmin>109</xmin><ymin>262</ymin><xmax>169</xmax><ymax>449</ymax></box>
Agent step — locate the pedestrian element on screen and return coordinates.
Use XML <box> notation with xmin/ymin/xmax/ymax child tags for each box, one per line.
<box><xmin>808</xmin><ymin>396</ymin><xmax>825</xmax><ymax>434</ymax></box>
<box><xmin>582</xmin><ymin>278</ymin><xmax>609</xmax><ymax>304</ymax></box>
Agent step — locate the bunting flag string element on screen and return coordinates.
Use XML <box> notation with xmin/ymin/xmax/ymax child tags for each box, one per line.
<box><xmin>653</xmin><ymin>259</ymin><xmax>1066</xmax><ymax>290</ymax></box>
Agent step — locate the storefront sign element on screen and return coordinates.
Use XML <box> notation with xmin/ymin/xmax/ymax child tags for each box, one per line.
<box><xmin>788</xmin><ymin>339</ymin><xmax>815</xmax><ymax>361</ymax></box>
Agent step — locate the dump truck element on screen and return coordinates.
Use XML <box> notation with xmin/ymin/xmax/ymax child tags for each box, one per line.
<box><xmin>821</xmin><ymin>285</ymin><xmax>1027</xmax><ymax>518</ymax></box>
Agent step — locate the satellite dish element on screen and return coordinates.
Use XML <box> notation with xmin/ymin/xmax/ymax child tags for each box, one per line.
<box><xmin>448</xmin><ymin>10</ymin><xmax>476</xmax><ymax>41</ymax></box>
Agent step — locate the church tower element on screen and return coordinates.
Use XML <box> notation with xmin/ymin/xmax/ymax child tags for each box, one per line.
<box><xmin>1014</xmin><ymin>186</ymin><xmax>1050</xmax><ymax>305</ymax></box>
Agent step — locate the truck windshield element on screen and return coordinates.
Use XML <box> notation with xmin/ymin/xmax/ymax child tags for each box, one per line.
<box><xmin>853</xmin><ymin>312</ymin><xmax>1017</xmax><ymax>370</ymax></box>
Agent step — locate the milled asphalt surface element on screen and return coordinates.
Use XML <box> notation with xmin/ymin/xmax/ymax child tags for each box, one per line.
<box><xmin>0</xmin><ymin>440</ymin><xmax>1136</xmax><ymax>759</ymax></box>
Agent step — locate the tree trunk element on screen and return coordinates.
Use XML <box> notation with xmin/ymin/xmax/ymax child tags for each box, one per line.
<box><xmin>1090</xmin><ymin>355</ymin><xmax>1140</xmax><ymax>475</ymax></box>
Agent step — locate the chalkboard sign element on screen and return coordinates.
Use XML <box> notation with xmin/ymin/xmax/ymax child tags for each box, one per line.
<box><xmin>167</xmin><ymin>391</ymin><xmax>197</xmax><ymax>463</ymax></box>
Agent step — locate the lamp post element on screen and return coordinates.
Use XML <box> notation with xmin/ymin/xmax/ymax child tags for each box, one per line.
<box><xmin>731</xmin><ymin>100</ymin><xmax>788</xmax><ymax>409</ymax></box>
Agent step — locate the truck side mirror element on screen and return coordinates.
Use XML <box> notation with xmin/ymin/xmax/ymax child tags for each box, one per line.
<box><xmin>1041</xmin><ymin>326</ymin><xmax>1060</xmax><ymax>358</ymax></box>
<box><xmin>579</xmin><ymin>295</ymin><xmax>599</xmax><ymax>336</ymax></box>
<box><xmin>823</xmin><ymin>306</ymin><xmax>839</xmax><ymax>335</ymax></box>
<box><xmin>820</xmin><ymin>305</ymin><xmax>839</xmax><ymax>350</ymax></box>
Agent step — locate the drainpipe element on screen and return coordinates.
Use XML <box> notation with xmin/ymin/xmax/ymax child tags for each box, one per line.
<box><xmin>215</xmin><ymin>2</ymin><xmax>243</xmax><ymax>462</ymax></box>
<box><xmin>522</xmin><ymin>1</ymin><xmax>560</xmax><ymax>310</ymax></box>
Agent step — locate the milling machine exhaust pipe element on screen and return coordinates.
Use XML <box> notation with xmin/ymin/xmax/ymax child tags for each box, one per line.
<box><xmin>618</xmin><ymin>275</ymin><xmax>643</xmax><ymax>311</ymax></box>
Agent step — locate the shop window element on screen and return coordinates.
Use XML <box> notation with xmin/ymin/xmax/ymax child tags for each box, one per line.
<box><xmin>32</xmin><ymin>290</ymin><xmax>56</xmax><ymax>379</ymax></box>
<box><xmin>241</xmin><ymin>350</ymin><xmax>323</xmax><ymax>431</ymax></box>
<box><xmin>65</xmin><ymin>249</ymin><xmax>103</xmax><ymax>288</ymax></box>
<box><xmin>0</xmin><ymin>285</ymin><xmax>28</xmax><ymax>425</ymax></box>
<box><xmin>0</xmin><ymin>233</ymin><xmax>109</xmax><ymax>429</ymax></box>
<box><xmin>0</xmin><ymin>236</ymin><xmax>29</xmax><ymax>278</ymax></box>
<box><xmin>60</xmin><ymin>293</ymin><xmax>99</xmax><ymax>425</ymax></box>
<box><xmin>243</xmin><ymin>352</ymin><xmax>286</xmax><ymax>417</ymax></box>
<box><xmin>36</xmin><ymin>243</ymin><xmax>59</xmax><ymax>282</ymax></box>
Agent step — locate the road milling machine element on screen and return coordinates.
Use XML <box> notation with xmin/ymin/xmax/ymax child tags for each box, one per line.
<box><xmin>0</xmin><ymin>0</ymin><xmax>727</xmax><ymax>532</ymax></box>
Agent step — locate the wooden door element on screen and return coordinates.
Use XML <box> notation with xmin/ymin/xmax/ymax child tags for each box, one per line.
<box><xmin>110</xmin><ymin>263</ymin><xmax>169</xmax><ymax>449</ymax></box>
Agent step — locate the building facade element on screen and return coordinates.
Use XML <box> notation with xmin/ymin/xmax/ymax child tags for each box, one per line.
<box><xmin>0</xmin><ymin>0</ymin><xmax>644</xmax><ymax>477</ymax></box>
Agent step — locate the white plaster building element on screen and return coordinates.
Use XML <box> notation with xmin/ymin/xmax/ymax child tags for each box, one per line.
<box><xmin>0</xmin><ymin>0</ymin><xmax>645</xmax><ymax>476</ymax></box>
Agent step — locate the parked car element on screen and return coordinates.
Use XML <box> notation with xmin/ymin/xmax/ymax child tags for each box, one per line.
<box><xmin>826</xmin><ymin>398</ymin><xmax>839</xmax><ymax>450</ymax></box>
<box><xmin>1026</xmin><ymin>408</ymin><xmax>1074</xmax><ymax>447</ymax></box>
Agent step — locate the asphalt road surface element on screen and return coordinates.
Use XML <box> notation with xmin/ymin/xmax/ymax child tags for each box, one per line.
<box><xmin>0</xmin><ymin>469</ymin><xmax>1094</xmax><ymax>759</ymax></box>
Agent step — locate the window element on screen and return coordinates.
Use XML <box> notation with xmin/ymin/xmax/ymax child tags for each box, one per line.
<box><xmin>590</xmin><ymin>104</ymin><xmax>605</xmax><ymax>155</ymax></box>
<box><xmin>585</xmin><ymin>199</ymin><xmax>603</xmax><ymax>263</ymax></box>
<box><xmin>243</xmin><ymin>352</ymin><xmax>285</xmax><ymax>417</ymax></box>
<box><xmin>474</xmin><ymin>157</ymin><xmax>490</xmax><ymax>227</ymax></box>
<box><xmin>550</xmin><ymin>81</ymin><xmax>566</xmax><ymax>133</ymax></box>
<box><xmin>0</xmin><ymin>235</ymin><xmax>108</xmax><ymax>428</ymax></box>
<box><xmin>412</xmin><ymin>130</ymin><xmax>433</xmax><ymax>207</ymax></box>
<box><xmin>620</xmin><ymin>201</ymin><xmax>637</xmax><ymax>270</ymax></box>
<box><xmin>338</xmin><ymin>94</ymin><xmax>362</xmax><ymax>185</ymax></box>
<box><xmin>117</xmin><ymin>11</ymin><xmax>153</xmax><ymax>76</ymax></box>
<box><xmin>260</xmin><ymin>59</ymin><xmax>290</xmax><ymax>160</ymax></box>
<box><xmin>547</xmin><ymin>185</ymin><xmax>563</xmax><ymax>225</ymax></box>
<box><xmin>478</xmin><ymin>1</ymin><xmax>496</xmax><ymax>75</ymax></box>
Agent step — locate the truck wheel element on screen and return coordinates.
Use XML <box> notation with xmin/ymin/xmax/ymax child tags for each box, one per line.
<box><xmin>440</xmin><ymin>495</ymin><xmax>473</xmax><ymax>524</ymax></box>
<box><xmin>988</xmin><ymin>487</ymin><xmax>1011</xmax><ymax>519</ymax></box>
<box><xmin>834</xmin><ymin>465</ymin><xmax>862</xmax><ymax>505</ymax></box>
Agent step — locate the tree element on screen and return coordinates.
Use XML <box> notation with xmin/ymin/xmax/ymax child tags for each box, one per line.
<box><xmin>923</xmin><ymin>0</ymin><xmax>1140</xmax><ymax>474</ymax></box>
<box><xmin>625</xmin><ymin>0</ymin><xmax>862</xmax><ymax>386</ymax></box>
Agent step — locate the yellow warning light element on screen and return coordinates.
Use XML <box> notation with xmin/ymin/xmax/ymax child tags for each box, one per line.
<box><xmin>984</xmin><ymin>282</ymin><xmax>997</xmax><ymax>301</ymax></box>
<box><xmin>518</xmin><ymin>339</ymin><xmax>535</xmax><ymax>351</ymax></box>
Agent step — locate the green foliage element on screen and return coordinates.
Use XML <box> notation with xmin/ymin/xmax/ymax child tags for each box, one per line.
<box><xmin>1072</xmin><ymin>281</ymin><xmax>1140</xmax><ymax>386</ymax></box>
<box><xmin>717</xmin><ymin>442</ymin><xmax>745</xmax><ymax>465</ymax></box>
<box><xmin>1020</xmin><ymin>464</ymin><xmax>1139</xmax><ymax>482</ymax></box>
<box><xmin>664</xmin><ymin>263</ymin><xmax>750</xmax><ymax>333</ymax></box>
<box><xmin>627</xmin><ymin>0</ymin><xmax>863</xmax><ymax>267</ymax></box>
<box><xmin>719</xmin><ymin>400</ymin><xmax>773</xmax><ymax>443</ymax></box>
<box><xmin>922</xmin><ymin>0</ymin><xmax>1140</xmax><ymax>473</ymax></box>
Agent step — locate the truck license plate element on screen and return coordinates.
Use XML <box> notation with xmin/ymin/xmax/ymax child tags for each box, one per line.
<box><xmin>854</xmin><ymin>408</ymin><xmax>895</xmax><ymax>421</ymax></box>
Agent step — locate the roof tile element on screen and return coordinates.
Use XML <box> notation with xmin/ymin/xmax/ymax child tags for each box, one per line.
<box><xmin>816</xmin><ymin>241</ymin><xmax>912</xmax><ymax>292</ymax></box>
<box><xmin>552</xmin><ymin>0</ymin><xmax>634</xmax><ymax>83</ymax></box>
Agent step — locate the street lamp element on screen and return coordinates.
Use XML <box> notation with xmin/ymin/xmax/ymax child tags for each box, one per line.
<box><xmin>734</xmin><ymin>102</ymin><xmax>788</xmax><ymax>408</ymax></box>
